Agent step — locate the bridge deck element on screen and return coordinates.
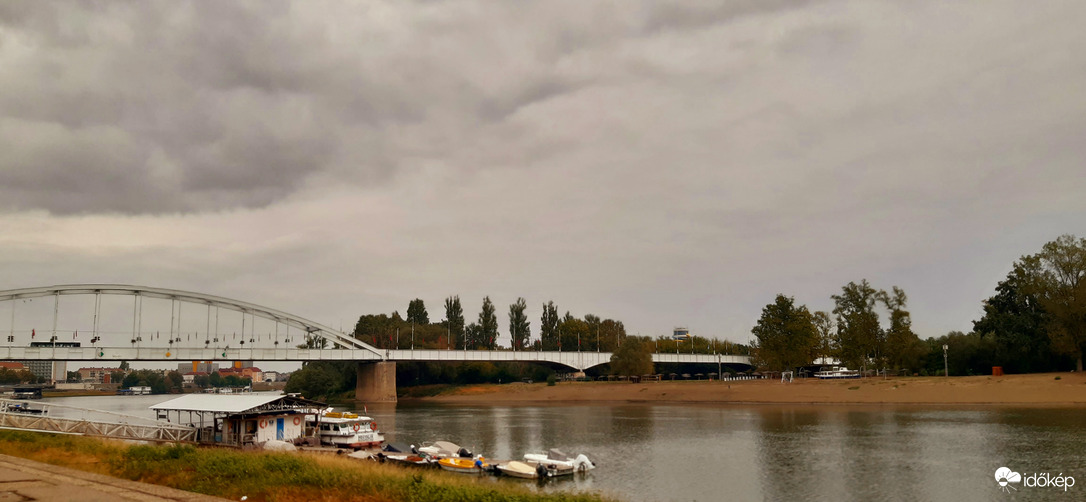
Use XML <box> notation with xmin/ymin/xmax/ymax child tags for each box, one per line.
<box><xmin>0</xmin><ymin>347</ymin><xmax>751</xmax><ymax>371</ymax></box>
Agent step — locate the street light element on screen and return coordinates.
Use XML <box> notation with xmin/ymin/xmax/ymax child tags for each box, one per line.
<box><xmin>943</xmin><ymin>344</ymin><xmax>949</xmax><ymax>377</ymax></box>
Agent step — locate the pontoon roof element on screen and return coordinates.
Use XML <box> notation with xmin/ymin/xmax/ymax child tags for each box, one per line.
<box><xmin>150</xmin><ymin>394</ymin><xmax>324</xmax><ymax>413</ymax></box>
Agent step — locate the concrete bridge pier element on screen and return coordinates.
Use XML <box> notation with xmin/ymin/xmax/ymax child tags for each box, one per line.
<box><xmin>356</xmin><ymin>361</ymin><xmax>397</xmax><ymax>402</ymax></box>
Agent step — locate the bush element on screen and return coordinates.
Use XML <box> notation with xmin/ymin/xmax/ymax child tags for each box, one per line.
<box><xmin>546</xmin><ymin>374</ymin><xmax>556</xmax><ymax>386</ymax></box>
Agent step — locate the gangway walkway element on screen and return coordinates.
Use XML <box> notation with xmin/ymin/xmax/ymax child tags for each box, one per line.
<box><xmin>0</xmin><ymin>399</ymin><xmax>197</xmax><ymax>443</ymax></box>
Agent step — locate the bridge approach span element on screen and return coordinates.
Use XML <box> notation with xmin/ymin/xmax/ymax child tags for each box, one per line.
<box><xmin>387</xmin><ymin>349</ymin><xmax>752</xmax><ymax>371</ymax></box>
<box><xmin>0</xmin><ymin>346</ymin><xmax>752</xmax><ymax>372</ymax></box>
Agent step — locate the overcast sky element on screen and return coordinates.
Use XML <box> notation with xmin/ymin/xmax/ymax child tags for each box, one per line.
<box><xmin>2</xmin><ymin>1</ymin><xmax>1085</xmax><ymax>354</ymax></box>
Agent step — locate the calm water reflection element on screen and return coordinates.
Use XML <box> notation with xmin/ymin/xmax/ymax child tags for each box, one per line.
<box><xmin>43</xmin><ymin>395</ymin><xmax>1086</xmax><ymax>501</ymax></box>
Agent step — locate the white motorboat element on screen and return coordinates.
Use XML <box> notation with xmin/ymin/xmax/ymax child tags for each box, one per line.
<box><xmin>497</xmin><ymin>459</ymin><xmax>580</xmax><ymax>479</ymax></box>
<box><xmin>417</xmin><ymin>441</ymin><xmax>472</xmax><ymax>459</ymax></box>
<box><xmin>523</xmin><ymin>449</ymin><xmax>595</xmax><ymax>473</ymax></box>
<box><xmin>813</xmin><ymin>366</ymin><xmax>861</xmax><ymax>379</ymax></box>
<box><xmin>310</xmin><ymin>410</ymin><xmax>384</xmax><ymax>449</ymax></box>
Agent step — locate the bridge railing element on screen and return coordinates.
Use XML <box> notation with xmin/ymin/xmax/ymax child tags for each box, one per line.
<box><xmin>0</xmin><ymin>399</ymin><xmax>197</xmax><ymax>442</ymax></box>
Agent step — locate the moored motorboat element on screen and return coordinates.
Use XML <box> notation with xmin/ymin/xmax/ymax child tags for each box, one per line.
<box><xmin>438</xmin><ymin>456</ymin><xmax>487</xmax><ymax>474</ymax></box>
<box><xmin>496</xmin><ymin>460</ymin><xmax>540</xmax><ymax>479</ymax></box>
<box><xmin>496</xmin><ymin>460</ymin><xmax>579</xmax><ymax>479</ymax></box>
<box><xmin>417</xmin><ymin>441</ymin><xmax>472</xmax><ymax>459</ymax></box>
<box><xmin>376</xmin><ymin>442</ymin><xmax>434</xmax><ymax>466</ymax></box>
<box><xmin>523</xmin><ymin>449</ymin><xmax>595</xmax><ymax>473</ymax></box>
<box><xmin>310</xmin><ymin>410</ymin><xmax>384</xmax><ymax>449</ymax></box>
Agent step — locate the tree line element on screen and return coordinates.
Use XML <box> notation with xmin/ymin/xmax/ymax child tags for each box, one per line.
<box><xmin>285</xmin><ymin>297</ymin><xmax>632</xmax><ymax>398</ymax></box>
<box><xmin>752</xmin><ymin>234</ymin><xmax>1086</xmax><ymax>375</ymax></box>
<box><xmin>353</xmin><ymin>296</ymin><xmax>629</xmax><ymax>352</ymax></box>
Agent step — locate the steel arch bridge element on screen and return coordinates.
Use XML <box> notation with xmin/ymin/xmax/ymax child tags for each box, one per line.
<box><xmin>0</xmin><ymin>284</ymin><xmax>384</xmax><ymax>362</ymax></box>
<box><xmin>0</xmin><ymin>284</ymin><xmax>752</xmax><ymax>372</ymax></box>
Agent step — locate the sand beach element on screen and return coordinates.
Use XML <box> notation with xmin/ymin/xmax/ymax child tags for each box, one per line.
<box><xmin>412</xmin><ymin>372</ymin><xmax>1086</xmax><ymax>406</ymax></box>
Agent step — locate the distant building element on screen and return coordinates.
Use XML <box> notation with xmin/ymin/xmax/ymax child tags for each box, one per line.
<box><xmin>218</xmin><ymin>366</ymin><xmax>262</xmax><ymax>382</ymax></box>
<box><xmin>78</xmin><ymin>367</ymin><xmax>122</xmax><ymax>383</ymax></box>
<box><xmin>20</xmin><ymin>360</ymin><xmax>66</xmax><ymax>383</ymax></box>
<box><xmin>20</xmin><ymin>341</ymin><xmax>78</xmax><ymax>383</ymax></box>
<box><xmin>262</xmin><ymin>371</ymin><xmax>279</xmax><ymax>382</ymax></box>
<box><xmin>0</xmin><ymin>362</ymin><xmax>26</xmax><ymax>371</ymax></box>
<box><xmin>180</xmin><ymin>362</ymin><xmax>220</xmax><ymax>374</ymax></box>
<box><xmin>182</xmin><ymin>371</ymin><xmax>207</xmax><ymax>384</ymax></box>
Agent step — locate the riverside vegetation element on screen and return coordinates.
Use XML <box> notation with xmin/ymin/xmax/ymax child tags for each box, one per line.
<box><xmin>0</xmin><ymin>430</ymin><xmax>612</xmax><ymax>502</ymax></box>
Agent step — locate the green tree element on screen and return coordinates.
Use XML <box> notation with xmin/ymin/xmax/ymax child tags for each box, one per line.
<box><xmin>973</xmin><ymin>264</ymin><xmax>1065</xmax><ymax>373</ymax></box>
<box><xmin>166</xmin><ymin>370</ymin><xmax>184</xmax><ymax>390</ymax></box>
<box><xmin>478</xmin><ymin>296</ymin><xmax>499</xmax><ymax>349</ymax></box>
<box><xmin>832</xmin><ymin>280</ymin><xmax>884</xmax><ymax>371</ymax></box>
<box><xmin>118</xmin><ymin>361</ymin><xmax>130</xmax><ymax>371</ymax></box>
<box><xmin>812</xmin><ymin>311</ymin><xmax>836</xmax><ymax>362</ymax></box>
<box><xmin>751</xmin><ymin>294</ymin><xmax>817</xmax><ymax>371</ymax></box>
<box><xmin>122</xmin><ymin>372</ymin><xmax>140</xmax><ymax>388</ymax></box>
<box><xmin>540</xmin><ymin>301</ymin><xmax>559</xmax><ymax>350</ymax></box>
<box><xmin>193</xmin><ymin>374</ymin><xmax>210</xmax><ymax>387</ymax></box>
<box><xmin>1020</xmin><ymin>235</ymin><xmax>1086</xmax><ymax>371</ymax></box>
<box><xmin>559</xmin><ymin>312</ymin><xmax>590</xmax><ymax>352</ymax></box>
<box><xmin>444</xmin><ymin>296</ymin><xmax>465</xmax><ymax>350</ymax></box>
<box><xmin>283</xmin><ymin>363</ymin><xmax>341</xmax><ymax>399</ymax></box>
<box><xmin>508</xmin><ymin>297</ymin><xmax>530</xmax><ymax>350</ymax></box>
<box><xmin>208</xmin><ymin>371</ymin><xmax>224</xmax><ymax>388</ymax></box>
<box><xmin>464</xmin><ymin>323</ymin><xmax>482</xmax><ymax>349</ymax></box>
<box><xmin>610</xmin><ymin>336</ymin><xmax>654</xmax><ymax>376</ymax></box>
<box><xmin>407</xmin><ymin>298</ymin><xmax>429</xmax><ymax>325</ymax></box>
<box><xmin>67</xmin><ymin>371</ymin><xmax>81</xmax><ymax>382</ymax></box>
<box><xmin>879</xmin><ymin>287</ymin><xmax>927</xmax><ymax>371</ymax></box>
<box><xmin>599</xmin><ymin>319</ymin><xmax>627</xmax><ymax>352</ymax></box>
<box><xmin>923</xmin><ymin>331</ymin><xmax>998</xmax><ymax>376</ymax></box>
<box><xmin>584</xmin><ymin>314</ymin><xmax>601</xmax><ymax>351</ymax></box>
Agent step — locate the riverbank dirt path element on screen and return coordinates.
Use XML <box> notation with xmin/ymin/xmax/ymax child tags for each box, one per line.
<box><xmin>0</xmin><ymin>454</ymin><xmax>228</xmax><ymax>502</ymax></box>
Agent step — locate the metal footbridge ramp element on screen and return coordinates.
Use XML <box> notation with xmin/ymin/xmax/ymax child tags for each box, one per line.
<box><xmin>0</xmin><ymin>399</ymin><xmax>197</xmax><ymax>443</ymax></box>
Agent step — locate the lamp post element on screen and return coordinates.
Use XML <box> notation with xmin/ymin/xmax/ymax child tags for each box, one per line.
<box><xmin>943</xmin><ymin>344</ymin><xmax>949</xmax><ymax>377</ymax></box>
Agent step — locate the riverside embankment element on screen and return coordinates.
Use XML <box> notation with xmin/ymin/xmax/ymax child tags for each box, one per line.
<box><xmin>409</xmin><ymin>372</ymin><xmax>1086</xmax><ymax>405</ymax></box>
<box><xmin>0</xmin><ymin>430</ymin><xmax>614</xmax><ymax>502</ymax></box>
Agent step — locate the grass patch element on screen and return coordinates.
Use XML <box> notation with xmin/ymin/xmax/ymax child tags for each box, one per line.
<box><xmin>848</xmin><ymin>386</ymin><xmax>860</xmax><ymax>390</ymax></box>
<box><xmin>1055</xmin><ymin>376</ymin><xmax>1062</xmax><ymax>380</ymax></box>
<box><xmin>0</xmin><ymin>431</ymin><xmax>612</xmax><ymax>502</ymax></box>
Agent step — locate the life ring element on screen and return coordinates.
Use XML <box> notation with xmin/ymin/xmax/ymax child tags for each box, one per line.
<box><xmin>370</xmin><ymin>422</ymin><xmax>378</xmax><ymax>431</ymax></box>
<box><xmin>258</xmin><ymin>419</ymin><xmax>267</xmax><ymax>429</ymax></box>
<box><xmin>293</xmin><ymin>416</ymin><xmax>301</xmax><ymax>426</ymax></box>
<box><xmin>352</xmin><ymin>424</ymin><xmax>360</xmax><ymax>432</ymax></box>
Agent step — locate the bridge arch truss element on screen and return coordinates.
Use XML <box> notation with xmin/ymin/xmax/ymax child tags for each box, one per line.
<box><xmin>0</xmin><ymin>284</ymin><xmax>382</xmax><ymax>358</ymax></box>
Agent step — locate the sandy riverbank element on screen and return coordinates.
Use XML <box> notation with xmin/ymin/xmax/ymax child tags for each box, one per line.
<box><xmin>408</xmin><ymin>372</ymin><xmax>1086</xmax><ymax>405</ymax></box>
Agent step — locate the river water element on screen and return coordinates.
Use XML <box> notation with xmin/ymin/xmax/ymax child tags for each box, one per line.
<box><xmin>41</xmin><ymin>395</ymin><xmax>1086</xmax><ymax>501</ymax></box>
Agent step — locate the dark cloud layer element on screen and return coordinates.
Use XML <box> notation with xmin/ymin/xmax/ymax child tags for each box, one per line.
<box><xmin>0</xmin><ymin>1</ymin><xmax>839</xmax><ymax>214</ymax></box>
